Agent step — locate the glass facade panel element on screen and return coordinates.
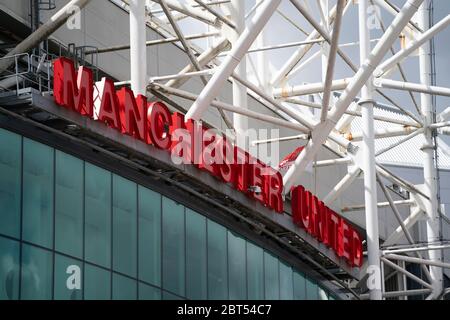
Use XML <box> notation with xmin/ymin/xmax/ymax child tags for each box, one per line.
<box><xmin>138</xmin><ymin>186</ymin><xmax>161</xmax><ymax>286</ymax></box>
<box><xmin>112</xmin><ymin>273</ymin><xmax>137</xmax><ymax>300</ymax></box>
<box><xmin>139</xmin><ymin>283</ymin><xmax>161</xmax><ymax>300</ymax></box>
<box><xmin>84</xmin><ymin>264</ymin><xmax>110</xmax><ymax>300</ymax></box>
<box><xmin>264</xmin><ymin>252</ymin><xmax>280</xmax><ymax>300</ymax></box>
<box><xmin>54</xmin><ymin>254</ymin><xmax>83</xmax><ymax>300</ymax></box>
<box><xmin>207</xmin><ymin>220</ymin><xmax>228</xmax><ymax>300</ymax></box>
<box><xmin>0</xmin><ymin>129</ymin><xmax>21</xmax><ymax>238</ymax></box>
<box><xmin>21</xmin><ymin>244</ymin><xmax>53</xmax><ymax>300</ymax></box>
<box><xmin>246</xmin><ymin>241</ymin><xmax>264</xmax><ymax>300</ymax></box>
<box><xmin>185</xmin><ymin>209</ymin><xmax>207</xmax><ymax>300</ymax></box>
<box><xmin>0</xmin><ymin>129</ymin><xmax>341</xmax><ymax>301</ymax></box>
<box><xmin>0</xmin><ymin>237</ymin><xmax>20</xmax><ymax>300</ymax></box>
<box><xmin>293</xmin><ymin>271</ymin><xmax>306</xmax><ymax>300</ymax></box>
<box><xmin>162</xmin><ymin>196</ymin><xmax>185</xmax><ymax>297</ymax></box>
<box><xmin>162</xmin><ymin>291</ymin><xmax>184</xmax><ymax>300</ymax></box>
<box><xmin>23</xmin><ymin>139</ymin><xmax>54</xmax><ymax>248</ymax></box>
<box><xmin>228</xmin><ymin>231</ymin><xmax>246</xmax><ymax>300</ymax></box>
<box><xmin>279</xmin><ymin>262</ymin><xmax>293</xmax><ymax>300</ymax></box>
<box><xmin>112</xmin><ymin>174</ymin><xmax>137</xmax><ymax>277</ymax></box>
<box><xmin>306</xmin><ymin>278</ymin><xmax>319</xmax><ymax>300</ymax></box>
<box><xmin>55</xmin><ymin>151</ymin><xmax>83</xmax><ymax>258</ymax></box>
<box><xmin>85</xmin><ymin>163</ymin><xmax>111</xmax><ymax>268</ymax></box>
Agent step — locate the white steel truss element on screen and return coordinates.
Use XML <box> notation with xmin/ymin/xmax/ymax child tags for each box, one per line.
<box><xmin>3</xmin><ymin>0</ymin><xmax>450</xmax><ymax>300</ymax></box>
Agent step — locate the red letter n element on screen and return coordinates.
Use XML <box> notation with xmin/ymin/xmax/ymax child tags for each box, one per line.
<box><xmin>117</xmin><ymin>87</ymin><xmax>147</xmax><ymax>142</ymax></box>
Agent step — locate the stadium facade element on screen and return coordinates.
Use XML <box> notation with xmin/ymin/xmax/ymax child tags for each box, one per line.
<box><xmin>0</xmin><ymin>0</ymin><xmax>450</xmax><ymax>300</ymax></box>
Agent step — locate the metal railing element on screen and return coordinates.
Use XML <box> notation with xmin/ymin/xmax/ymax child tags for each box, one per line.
<box><xmin>0</xmin><ymin>52</ymin><xmax>53</xmax><ymax>94</ymax></box>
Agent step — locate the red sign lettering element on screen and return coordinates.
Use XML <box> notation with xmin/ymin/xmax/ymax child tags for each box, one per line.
<box><xmin>52</xmin><ymin>57</ymin><xmax>363</xmax><ymax>268</ymax></box>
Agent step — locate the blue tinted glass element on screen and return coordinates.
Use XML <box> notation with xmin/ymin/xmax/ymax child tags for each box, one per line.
<box><xmin>264</xmin><ymin>252</ymin><xmax>279</xmax><ymax>300</ymax></box>
<box><xmin>246</xmin><ymin>241</ymin><xmax>264</xmax><ymax>300</ymax></box>
<box><xmin>113</xmin><ymin>174</ymin><xmax>137</xmax><ymax>277</ymax></box>
<box><xmin>0</xmin><ymin>129</ymin><xmax>21</xmax><ymax>238</ymax></box>
<box><xmin>84</xmin><ymin>264</ymin><xmax>111</xmax><ymax>300</ymax></box>
<box><xmin>306</xmin><ymin>278</ymin><xmax>319</xmax><ymax>300</ymax></box>
<box><xmin>293</xmin><ymin>271</ymin><xmax>306</xmax><ymax>300</ymax></box>
<box><xmin>21</xmin><ymin>244</ymin><xmax>53</xmax><ymax>300</ymax></box>
<box><xmin>139</xmin><ymin>283</ymin><xmax>161</xmax><ymax>300</ymax></box>
<box><xmin>207</xmin><ymin>220</ymin><xmax>228</xmax><ymax>300</ymax></box>
<box><xmin>55</xmin><ymin>151</ymin><xmax>83</xmax><ymax>258</ymax></box>
<box><xmin>54</xmin><ymin>254</ymin><xmax>83</xmax><ymax>300</ymax></box>
<box><xmin>162</xmin><ymin>197</ymin><xmax>185</xmax><ymax>297</ymax></box>
<box><xmin>228</xmin><ymin>231</ymin><xmax>246</xmax><ymax>300</ymax></box>
<box><xmin>162</xmin><ymin>291</ymin><xmax>184</xmax><ymax>300</ymax></box>
<box><xmin>279</xmin><ymin>261</ymin><xmax>293</xmax><ymax>300</ymax></box>
<box><xmin>0</xmin><ymin>237</ymin><xmax>20</xmax><ymax>300</ymax></box>
<box><xmin>85</xmin><ymin>163</ymin><xmax>111</xmax><ymax>268</ymax></box>
<box><xmin>23</xmin><ymin>139</ymin><xmax>54</xmax><ymax>248</ymax></box>
<box><xmin>112</xmin><ymin>273</ymin><xmax>136</xmax><ymax>300</ymax></box>
<box><xmin>185</xmin><ymin>209</ymin><xmax>206</xmax><ymax>299</ymax></box>
<box><xmin>138</xmin><ymin>186</ymin><xmax>161</xmax><ymax>286</ymax></box>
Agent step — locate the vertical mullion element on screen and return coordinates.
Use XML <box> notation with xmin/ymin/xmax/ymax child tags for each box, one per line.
<box><xmin>110</xmin><ymin>173</ymin><xmax>113</xmax><ymax>300</ymax></box>
<box><xmin>81</xmin><ymin>160</ymin><xmax>86</xmax><ymax>300</ymax></box>
<box><xmin>136</xmin><ymin>184</ymin><xmax>139</xmax><ymax>299</ymax></box>
<box><xmin>51</xmin><ymin>148</ymin><xmax>55</xmax><ymax>300</ymax></box>
<box><xmin>18</xmin><ymin>135</ymin><xmax>23</xmax><ymax>300</ymax></box>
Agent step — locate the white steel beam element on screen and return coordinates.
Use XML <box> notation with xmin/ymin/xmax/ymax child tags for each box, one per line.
<box><xmin>255</xmin><ymin>0</ymin><xmax>270</xmax><ymax>93</ymax></box>
<box><xmin>84</xmin><ymin>31</ymin><xmax>220</xmax><ymax>54</ymax></box>
<box><xmin>271</xmin><ymin>1</ymin><xmax>347</xmax><ymax>87</ymax></box>
<box><xmin>377</xmin><ymin>175</ymin><xmax>433</xmax><ymax>282</ymax></box>
<box><xmin>341</xmin><ymin>199</ymin><xmax>414</xmax><ymax>212</ymax></box>
<box><xmin>346</xmin><ymin>126</ymin><xmax>418</xmax><ymax>142</ymax></box>
<box><xmin>383</xmin><ymin>244</ymin><xmax>450</xmax><ymax>255</ymax></box>
<box><xmin>230</xmin><ymin>0</ymin><xmax>248</xmax><ymax>146</ymax></box>
<box><xmin>273</xmin><ymin>79</ymin><xmax>350</xmax><ymax>98</ymax></box>
<box><xmin>376</xmin><ymin>14</ymin><xmax>450</xmax><ymax>77</ymax></box>
<box><xmin>374</xmin><ymin>78</ymin><xmax>450</xmax><ymax>97</ymax></box>
<box><xmin>150</xmin><ymin>83</ymin><xmax>309</xmax><ymax>133</ymax></box>
<box><xmin>165</xmin><ymin>37</ymin><xmax>230</xmax><ymax>89</ymax></box>
<box><xmin>320</xmin><ymin>0</ymin><xmax>345</xmax><ymax>122</ymax></box>
<box><xmin>322</xmin><ymin>167</ymin><xmax>361</xmax><ymax>206</ymax></box>
<box><xmin>381</xmin><ymin>257</ymin><xmax>433</xmax><ymax>290</ymax></box>
<box><xmin>192</xmin><ymin>0</ymin><xmax>235</xmax><ymax>29</ymax></box>
<box><xmin>129</xmin><ymin>0</ymin><xmax>147</xmax><ymax>95</ymax></box>
<box><xmin>151</xmin><ymin>0</ymin><xmax>218</xmax><ymax>26</ymax></box>
<box><xmin>283</xmin><ymin>0</ymin><xmax>425</xmax><ymax>192</ymax></box>
<box><xmin>383</xmin><ymin>207</ymin><xmax>425</xmax><ymax>247</ymax></box>
<box><xmin>185</xmin><ymin>0</ymin><xmax>282</xmax><ymax>122</ymax></box>
<box><xmin>418</xmin><ymin>0</ymin><xmax>443</xmax><ymax>298</ymax></box>
<box><xmin>375</xmin><ymin>128</ymin><xmax>424</xmax><ymax>157</ymax></box>
<box><xmin>385</xmin><ymin>254</ymin><xmax>450</xmax><ymax>270</ymax></box>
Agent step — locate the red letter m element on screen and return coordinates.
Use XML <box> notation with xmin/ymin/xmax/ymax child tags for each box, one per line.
<box><xmin>53</xmin><ymin>57</ymin><xmax>93</xmax><ymax>117</ymax></box>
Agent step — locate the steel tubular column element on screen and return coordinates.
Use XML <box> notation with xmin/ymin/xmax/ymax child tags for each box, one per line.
<box><xmin>282</xmin><ymin>0</ymin><xmax>424</xmax><ymax>192</ymax></box>
<box><xmin>256</xmin><ymin>0</ymin><xmax>270</xmax><ymax>92</ymax></box>
<box><xmin>321</xmin><ymin>0</ymin><xmax>345</xmax><ymax>122</ymax></box>
<box><xmin>359</xmin><ymin>0</ymin><xmax>381</xmax><ymax>300</ymax></box>
<box><xmin>230</xmin><ymin>0</ymin><xmax>248</xmax><ymax>147</ymax></box>
<box><xmin>129</xmin><ymin>0</ymin><xmax>147</xmax><ymax>95</ymax></box>
<box><xmin>419</xmin><ymin>0</ymin><xmax>443</xmax><ymax>299</ymax></box>
<box><xmin>185</xmin><ymin>0</ymin><xmax>282</xmax><ymax>121</ymax></box>
<box><xmin>165</xmin><ymin>37</ymin><xmax>230</xmax><ymax>89</ymax></box>
<box><xmin>376</xmin><ymin>14</ymin><xmax>450</xmax><ymax>77</ymax></box>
